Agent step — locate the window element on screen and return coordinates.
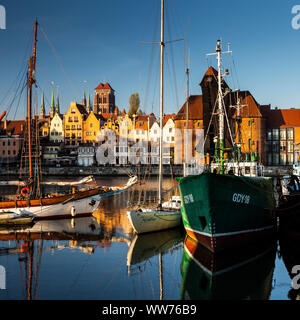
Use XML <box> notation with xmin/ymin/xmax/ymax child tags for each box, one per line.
<box><xmin>287</xmin><ymin>128</ymin><xmax>294</xmax><ymax>140</ymax></box>
<box><xmin>280</xmin><ymin>141</ymin><xmax>286</xmax><ymax>152</ymax></box>
<box><xmin>267</xmin><ymin>130</ymin><xmax>272</xmax><ymax>141</ymax></box>
<box><xmin>287</xmin><ymin>141</ymin><xmax>293</xmax><ymax>153</ymax></box>
<box><xmin>90</xmin><ymin>123</ymin><xmax>93</xmax><ymax>128</ymax></box>
<box><xmin>280</xmin><ymin>129</ymin><xmax>286</xmax><ymax>140</ymax></box>
<box><xmin>272</xmin><ymin>129</ymin><xmax>279</xmax><ymax>140</ymax></box>
<box><xmin>280</xmin><ymin>153</ymin><xmax>286</xmax><ymax>165</ymax></box>
<box><xmin>2</xmin><ymin>141</ymin><xmax>5</xmax><ymax>146</ymax></box>
<box><xmin>273</xmin><ymin>154</ymin><xmax>279</xmax><ymax>165</ymax></box>
<box><xmin>287</xmin><ymin>153</ymin><xmax>294</xmax><ymax>164</ymax></box>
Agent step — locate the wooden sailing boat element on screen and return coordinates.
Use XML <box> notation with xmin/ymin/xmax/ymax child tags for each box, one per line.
<box><xmin>178</xmin><ymin>40</ymin><xmax>276</xmax><ymax>252</ymax></box>
<box><xmin>127</xmin><ymin>0</ymin><xmax>181</xmax><ymax>234</ymax></box>
<box><xmin>0</xmin><ymin>20</ymin><xmax>137</xmax><ymax>220</ymax></box>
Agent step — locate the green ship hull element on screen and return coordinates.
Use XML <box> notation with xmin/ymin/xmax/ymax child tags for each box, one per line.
<box><xmin>178</xmin><ymin>172</ymin><xmax>276</xmax><ymax>252</ymax></box>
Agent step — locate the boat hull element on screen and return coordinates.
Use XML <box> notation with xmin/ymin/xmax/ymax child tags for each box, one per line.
<box><xmin>127</xmin><ymin>208</ymin><xmax>182</xmax><ymax>234</ymax></box>
<box><xmin>0</xmin><ymin>190</ymin><xmax>102</xmax><ymax>220</ymax></box>
<box><xmin>178</xmin><ymin>172</ymin><xmax>276</xmax><ymax>252</ymax></box>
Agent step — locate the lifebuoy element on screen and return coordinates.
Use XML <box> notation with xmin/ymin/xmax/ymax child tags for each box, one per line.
<box><xmin>21</xmin><ymin>242</ymin><xmax>29</xmax><ymax>253</ymax></box>
<box><xmin>21</xmin><ymin>187</ymin><xmax>30</xmax><ymax>198</ymax></box>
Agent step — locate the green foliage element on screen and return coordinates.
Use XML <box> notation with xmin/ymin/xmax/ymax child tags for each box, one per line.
<box><xmin>128</xmin><ymin>93</ymin><xmax>140</xmax><ymax>116</ymax></box>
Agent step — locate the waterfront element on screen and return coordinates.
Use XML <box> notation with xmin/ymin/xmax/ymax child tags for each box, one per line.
<box><xmin>0</xmin><ymin>177</ymin><xmax>298</xmax><ymax>300</ymax></box>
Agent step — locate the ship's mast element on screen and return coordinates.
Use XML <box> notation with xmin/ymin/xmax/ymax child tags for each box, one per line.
<box><xmin>206</xmin><ymin>40</ymin><xmax>231</xmax><ymax>174</ymax></box>
<box><xmin>27</xmin><ymin>19</ymin><xmax>38</xmax><ymax>191</ymax></box>
<box><xmin>216</xmin><ymin>40</ymin><xmax>225</xmax><ymax>174</ymax></box>
<box><xmin>158</xmin><ymin>0</ymin><xmax>164</xmax><ymax>206</ymax></box>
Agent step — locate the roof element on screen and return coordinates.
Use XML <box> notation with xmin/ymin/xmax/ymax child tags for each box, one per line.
<box><xmin>175</xmin><ymin>95</ymin><xmax>203</xmax><ymax>120</ymax></box>
<box><xmin>231</xmin><ymin>91</ymin><xmax>263</xmax><ymax>118</ymax></box>
<box><xmin>0</xmin><ymin>120</ymin><xmax>25</xmax><ymax>136</ymax></box>
<box><xmin>76</xmin><ymin>104</ymin><xmax>88</xmax><ymax>115</ymax></box>
<box><xmin>101</xmin><ymin>113</ymin><xmax>118</xmax><ymax>121</ymax></box>
<box><xmin>205</xmin><ymin>66</ymin><xmax>218</xmax><ymax>77</ymax></box>
<box><xmin>261</xmin><ymin>108</ymin><xmax>300</xmax><ymax>128</ymax></box>
<box><xmin>163</xmin><ymin>114</ymin><xmax>176</xmax><ymax>126</ymax></box>
<box><xmin>95</xmin><ymin>82</ymin><xmax>114</xmax><ymax>91</ymax></box>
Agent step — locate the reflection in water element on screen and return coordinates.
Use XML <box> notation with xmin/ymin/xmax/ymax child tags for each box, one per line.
<box><xmin>0</xmin><ymin>181</ymin><xmax>183</xmax><ymax>300</ymax></box>
<box><xmin>279</xmin><ymin>233</ymin><xmax>300</xmax><ymax>300</ymax></box>
<box><xmin>0</xmin><ymin>176</ymin><xmax>297</xmax><ymax>300</ymax></box>
<box><xmin>180</xmin><ymin>235</ymin><xmax>277</xmax><ymax>300</ymax></box>
<box><xmin>127</xmin><ymin>228</ymin><xmax>184</xmax><ymax>274</ymax></box>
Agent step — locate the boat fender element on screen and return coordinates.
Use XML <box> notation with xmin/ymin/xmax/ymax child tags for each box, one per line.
<box><xmin>71</xmin><ymin>206</ymin><xmax>76</xmax><ymax>217</ymax></box>
<box><xmin>21</xmin><ymin>187</ymin><xmax>30</xmax><ymax>198</ymax></box>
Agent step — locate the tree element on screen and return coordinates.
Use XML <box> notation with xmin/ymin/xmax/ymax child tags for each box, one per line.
<box><xmin>128</xmin><ymin>93</ymin><xmax>140</xmax><ymax>116</ymax></box>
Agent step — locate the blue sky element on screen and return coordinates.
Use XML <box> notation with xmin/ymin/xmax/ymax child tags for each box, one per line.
<box><xmin>0</xmin><ymin>0</ymin><xmax>299</xmax><ymax>120</ymax></box>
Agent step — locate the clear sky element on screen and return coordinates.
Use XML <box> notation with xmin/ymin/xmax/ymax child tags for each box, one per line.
<box><xmin>0</xmin><ymin>0</ymin><xmax>299</xmax><ymax>120</ymax></box>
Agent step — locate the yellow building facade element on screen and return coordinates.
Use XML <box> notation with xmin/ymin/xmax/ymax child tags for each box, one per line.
<box><xmin>63</xmin><ymin>102</ymin><xmax>88</xmax><ymax>145</ymax></box>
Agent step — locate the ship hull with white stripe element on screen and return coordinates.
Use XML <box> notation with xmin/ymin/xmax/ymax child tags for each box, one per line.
<box><xmin>178</xmin><ymin>172</ymin><xmax>276</xmax><ymax>252</ymax></box>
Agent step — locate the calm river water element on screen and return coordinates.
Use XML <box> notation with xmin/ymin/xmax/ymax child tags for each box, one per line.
<box><xmin>0</xmin><ymin>177</ymin><xmax>298</xmax><ymax>300</ymax></box>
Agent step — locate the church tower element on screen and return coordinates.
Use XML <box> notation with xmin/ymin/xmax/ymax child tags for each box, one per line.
<box><xmin>94</xmin><ymin>83</ymin><xmax>115</xmax><ymax>114</ymax></box>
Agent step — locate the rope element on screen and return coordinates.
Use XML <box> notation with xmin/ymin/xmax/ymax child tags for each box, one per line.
<box><xmin>39</xmin><ymin>25</ymin><xmax>80</xmax><ymax>99</ymax></box>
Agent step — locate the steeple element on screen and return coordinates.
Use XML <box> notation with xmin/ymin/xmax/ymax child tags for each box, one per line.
<box><xmin>55</xmin><ymin>94</ymin><xmax>60</xmax><ymax>114</ymax></box>
<box><xmin>87</xmin><ymin>92</ymin><xmax>91</xmax><ymax>113</ymax></box>
<box><xmin>82</xmin><ymin>89</ymin><xmax>87</xmax><ymax>106</ymax></box>
<box><xmin>40</xmin><ymin>91</ymin><xmax>45</xmax><ymax>119</ymax></box>
<box><xmin>50</xmin><ymin>89</ymin><xmax>55</xmax><ymax>118</ymax></box>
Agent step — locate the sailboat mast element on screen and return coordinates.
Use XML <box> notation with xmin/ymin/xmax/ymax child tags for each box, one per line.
<box><xmin>158</xmin><ymin>0</ymin><xmax>164</xmax><ymax>206</ymax></box>
<box><xmin>216</xmin><ymin>40</ymin><xmax>225</xmax><ymax>174</ymax></box>
<box><xmin>184</xmin><ymin>65</ymin><xmax>189</xmax><ymax>177</ymax></box>
<box><xmin>27</xmin><ymin>19</ymin><xmax>38</xmax><ymax>184</ymax></box>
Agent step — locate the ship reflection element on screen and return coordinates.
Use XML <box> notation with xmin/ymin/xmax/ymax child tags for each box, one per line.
<box><xmin>180</xmin><ymin>235</ymin><xmax>277</xmax><ymax>300</ymax></box>
<box><xmin>0</xmin><ymin>212</ymin><xmax>132</xmax><ymax>300</ymax></box>
<box><xmin>127</xmin><ymin>228</ymin><xmax>185</xmax><ymax>275</ymax></box>
<box><xmin>279</xmin><ymin>232</ymin><xmax>300</xmax><ymax>300</ymax></box>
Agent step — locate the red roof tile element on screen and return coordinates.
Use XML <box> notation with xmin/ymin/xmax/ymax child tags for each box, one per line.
<box><xmin>95</xmin><ymin>82</ymin><xmax>114</xmax><ymax>91</ymax></box>
<box><xmin>0</xmin><ymin>120</ymin><xmax>25</xmax><ymax>136</ymax></box>
<box><xmin>262</xmin><ymin>108</ymin><xmax>300</xmax><ymax>128</ymax></box>
<box><xmin>175</xmin><ymin>95</ymin><xmax>203</xmax><ymax>120</ymax></box>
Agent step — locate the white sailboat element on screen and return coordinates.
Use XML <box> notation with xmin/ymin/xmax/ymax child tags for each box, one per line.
<box><xmin>127</xmin><ymin>0</ymin><xmax>181</xmax><ymax>234</ymax></box>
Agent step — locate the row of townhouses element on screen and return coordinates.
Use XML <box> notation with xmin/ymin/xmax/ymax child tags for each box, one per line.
<box><xmin>0</xmin><ymin>67</ymin><xmax>300</xmax><ymax>168</ymax></box>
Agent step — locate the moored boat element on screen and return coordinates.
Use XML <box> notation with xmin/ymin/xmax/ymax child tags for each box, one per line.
<box><xmin>178</xmin><ymin>40</ymin><xmax>276</xmax><ymax>252</ymax></box>
<box><xmin>179</xmin><ymin>172</ymin><xmax>276</xmax><ymax>252</ymax></box>
<box><xmin>127</xmin><ymin>207</ymin><xmax>182</xmax><ymax>234</ymax></box>
<box><xmin>127</xmin><ymin>0</ymin><xmax>181</xmax><ymax>234</ymax></box>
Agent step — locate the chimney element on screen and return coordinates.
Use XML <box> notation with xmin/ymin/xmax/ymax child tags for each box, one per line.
<box><xmin>4</xmin><ymin>119</ymin><xmax>7</xmax><ymax>130</ymax></box>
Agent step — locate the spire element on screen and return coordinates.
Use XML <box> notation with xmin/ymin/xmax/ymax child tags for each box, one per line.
<box><xmin>40</xmin><ymin>91</ymin><xmax>45</xmax><ymax>119</ymax></box>
<box><xmin>82</xmin><ymin>89</ymin><xmax>87</xmax><ymax>106</ymax></box>
<box><xmin>87</xmin><ymin>92</ymin><xmax>91</xmax><ymax>113</ymax></box>
<box><xmin>50</xmin><ymin>89</ymin><xmax>55</xmax><ymax>117</ymax></box>
<box><xmin>55</xmin><ymin>94</ymin><xmax>60</xmax><ymax>114</ymax></box>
